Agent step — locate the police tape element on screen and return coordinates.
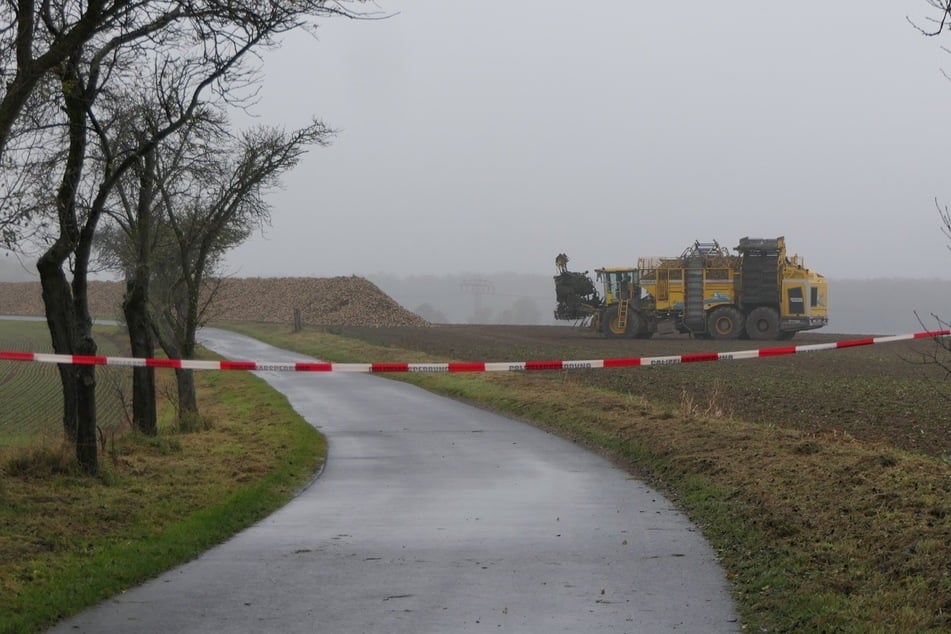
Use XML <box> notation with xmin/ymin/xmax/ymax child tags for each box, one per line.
<box><xmin>1</xmin><ymin>329</ymin><xmax>949</xmax><ymax>373</ymax></box>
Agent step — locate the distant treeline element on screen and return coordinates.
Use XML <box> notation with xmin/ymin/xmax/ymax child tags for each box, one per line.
<box><xmin>369</xmin><ymin>272</ymin><xmax>951</xmax><ymax>335</ymax></box>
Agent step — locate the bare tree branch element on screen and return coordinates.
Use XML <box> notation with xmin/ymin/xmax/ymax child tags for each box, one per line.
<box><xmin>909</xmin><ymin>0</ymin><xmax>951</xmax><ymax>36</ymax></box>
<box><xmin>938</xmin><ymin>198</ymin><xmax>951</xmax><ymax>250</ymax></box>
<box><xmin>3</xmin><ymin>0</ymin><xmax>369</xmax><ymax>472</ymax></box>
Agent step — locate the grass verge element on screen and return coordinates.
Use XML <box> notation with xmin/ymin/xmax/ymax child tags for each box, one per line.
<box><xmin>221</xmin><ymin>321</ymin><xmax>951</xmax><ymax>633</ymax></box>
<box><xmin>0</xmin><ymin>358</ymin><xmax>325</xmax><ymax>634</ymax></box>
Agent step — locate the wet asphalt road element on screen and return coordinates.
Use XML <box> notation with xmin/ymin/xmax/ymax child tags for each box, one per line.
<box><xmin>48</xmin><ymin>328</ymin><xmax>739</xmax><ymax>633</ymax></box>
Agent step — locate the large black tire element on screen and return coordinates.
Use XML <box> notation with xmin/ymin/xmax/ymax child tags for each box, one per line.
<box><xmin>707</xmin><ymin>306</ymin><xmax>744</xmax><ymax>340</ymax></box>
<box><xmin>745</xmin><ymin>306</ymin><xmax>780</xmax><ymax>341</ymax></box>
<box><xmin>601</xmin><ymin>306</ymin><xmax>629</xmax><ymax>338</ymax></box>
<box><xmin>627</xmin><ymin>312</ymin><xmax>653</xmax><ymax>339</ymax></box>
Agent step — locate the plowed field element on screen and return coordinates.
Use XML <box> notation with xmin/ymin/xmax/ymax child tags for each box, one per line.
<box><xmin>329</xmin><ymin>324</ymin><xmax>951</xmax><ymax>457</ymax></box>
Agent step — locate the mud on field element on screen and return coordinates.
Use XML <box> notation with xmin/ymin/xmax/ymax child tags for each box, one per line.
<box><xmin>330</xmin><ymin>324</ymin><xmax>951</xmax><ymax>457</ymax></box>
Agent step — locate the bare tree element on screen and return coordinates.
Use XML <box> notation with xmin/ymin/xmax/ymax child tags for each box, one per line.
<box><xmin>924</xmin><ymin>200</ymin><xmax>951</xmax><ymax>381</ymax></box>
<box><xmin>96</xmin><ymin>108</ymin><xmax>330</xmax><ymax>430</ymax></box>
<box><xmin>38</xmin><ymin>22</ymin><xmax>269</xmax><ymax>472</ymax></box>
<box><xmin>94</xmin><ymin>96</ymin><xmax>230</xmax><ymax>437</ymax></box>
<box><xmin>0</xmin><ymin>1</ymin><xmax>371</xmax><ymax>160</ymax></box>
<box><xmin>3</xmin><ymin>0</ymin><xmax>367</xmax><ymax>474</ymax></box>
<box><xmin>0</xmin><ymin>0</ymin><xmax>128</xmax><ymax>160</ymax></box>
<box><xmin>147</xmin><ymin>120</ymin><xmax>332</xmax><ymax>424</ymax></box>
<box><xmin>101</xmin><ymin>139</ymin><xmax>165</xmax><ymax>437</ymax></box>
<box><xmin>912</xmin><ymin>4</ymin><xmax>951</xmax><ymax>386</ymax></box>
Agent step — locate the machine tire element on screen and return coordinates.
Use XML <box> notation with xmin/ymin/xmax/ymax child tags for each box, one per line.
<box><xmin>745</xmin><ymin>306</ymin><xmax>780</xmax><ymax>341</ymax></box>
<box><xmin>601</xmin><ymin>306</ymin><xmax>630</xmax><ymax>338</ymax></box>
<box><xmin>707</xmin><ymin>306</ymin><xmax>744</xmax><ymax>340</ymax></box>
<box><xmin>627</xmin><ymin>312</ymin><xmax>653</xmax><ymax>339</ymax></box>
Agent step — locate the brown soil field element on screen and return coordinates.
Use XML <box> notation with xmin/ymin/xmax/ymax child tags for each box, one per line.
<box><xmin>329</xmin><ymin>324</ymin><xmax>951</xmax><ymax>458</ymax></box>
<box><xmin>0</xmin><ymin>277</ymin><xmax>429</xmax><ymax>327</ymax></box>
<box><xmin>2</xmin><ymin>275</ymin><xmax>947</xmax><ymax>457</ymax></box>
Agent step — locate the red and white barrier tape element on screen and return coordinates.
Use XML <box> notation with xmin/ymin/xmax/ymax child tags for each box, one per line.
<box><xmin>1</xmin><ymin>330</ymin><xmax>948</xmax><ymax>373</ymax></box>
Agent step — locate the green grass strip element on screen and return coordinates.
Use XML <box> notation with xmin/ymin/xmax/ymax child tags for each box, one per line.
<box><xmin>0</xmin><ymin>364</ymin><xmax>324</xmax><ymax>634</ymax></box>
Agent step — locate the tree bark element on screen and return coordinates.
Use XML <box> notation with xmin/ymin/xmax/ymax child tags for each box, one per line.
<box><xmin>37</xmin><ymin>254</ymin><xmax>98</xmax><ymax>473</ymax></box>
<box><xmin>74</xmin><ymin>357</ymin><xmax>98</xmax><ymax>472</ymax></box>
<box><xmin>179</xmin><ymin>277</ymin><xmax>201</xmax><ymax>421</ymax></box>
<box><xmin>37</xmin><ymin>258</ymin><xmax>79</xmax><ymax>442</ymax></box>
<box><xmin>151</xmin><ymin>316</ymin><xmax>199</xmax><ymax>425</ymax></box>
<box><xmin>123</xmin><ymin>267</ymin><xmax>157</xmax><ymax>435</ymax></box>
<box><xmin>174</xmin><ymin>367</ymin><xmax>198</xmax><ymax>423</ymax></box>
<box><xmin>36</xmin><ymin>51</ymin><xmax>99</xmax><ymax>475</ymax></box>
<box><xmin>121</xmin><ymin>144</ymin><xmax>158</xmax><ymax>435</ymax></box>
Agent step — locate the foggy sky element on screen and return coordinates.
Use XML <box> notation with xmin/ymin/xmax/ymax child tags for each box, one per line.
<box><xmin>222</xmin><ymin>1</ymin><xmax>951</xmax><ymax>281</ymax></box>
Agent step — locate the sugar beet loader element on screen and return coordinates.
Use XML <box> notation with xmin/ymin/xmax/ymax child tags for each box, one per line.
<box><xmin>553</xmin><ymin>237</ymin><xmax>828</xmax><ymax>340</ymax></box>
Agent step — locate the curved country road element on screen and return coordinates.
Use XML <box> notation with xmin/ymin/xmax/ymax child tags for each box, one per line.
<box><xmin>49</xmin><ymin>328</ymin><xmax>739</xmax><ymax>633</ymax></box>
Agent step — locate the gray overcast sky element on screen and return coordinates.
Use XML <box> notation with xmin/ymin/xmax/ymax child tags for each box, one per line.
<box><xmin>223</xmin><ymin>1</ymin><xmax>951</xmax><ymax>280</ymax></box>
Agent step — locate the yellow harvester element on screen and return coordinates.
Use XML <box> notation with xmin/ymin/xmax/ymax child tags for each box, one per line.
<box><xmin>553</xmin><ymin>237</ymin><xmax>828</xmax><ymax>340</ymax></box>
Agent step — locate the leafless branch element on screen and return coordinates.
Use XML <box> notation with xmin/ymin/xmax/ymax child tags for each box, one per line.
<box><xmin>938</xmin><ymin>198</ymin><xmax>951</xmax><ymax>250</ymax></box>
<box><xmin>909</xmin><ymin>0</ymin><xmax>951</xmax><ymax>36</ymax></box>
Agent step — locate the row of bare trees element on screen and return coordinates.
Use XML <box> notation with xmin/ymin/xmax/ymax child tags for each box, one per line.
<box><xmin>99</xmin><ymin>118</ymin><xmax>331</xmax><ymax>434</ymax></box>
<box><xmin>1</xmin><ymin>0</ymin><xmax>367</xmax><ymax>474</ymax></box>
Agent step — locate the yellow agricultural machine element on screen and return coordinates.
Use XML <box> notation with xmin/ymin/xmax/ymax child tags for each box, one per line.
<box><xmin>553</xmin><ymin>237</ymin><xmax>828</xmax><ymax>340</ymax></box>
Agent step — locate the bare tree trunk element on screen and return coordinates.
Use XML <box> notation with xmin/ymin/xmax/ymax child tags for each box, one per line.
<box><xmin>123</xmin><ymin>267</ymin><xmax>157</xmax><ymax>435</ymax></box>
<box><xmin>174</xmin><ymin>367</ymin><xmax>198</xmax><ymax>423</ymax></box>
<box><xmin>55</xmin><ymin>365</ymin><xmax>80</xmax><ymax>443</ymax></box>
<box><xmin>75</xmin><ymin>361</ymin><xmax>98</xmax><ymax>471</ymax></box>
<box><xmin>37</xmin><ymin>254</ymin><xmax>98</xmax><ymax>474</ymax></box>
<box><xmin>72</xmin><ymin>215</ymin><xmax>99</xmax><ymax>473</ymax></box>
<box><xmin>37</xmin><ymin>260</ymin><xmax>79</xmax><ymax>442</ymax></box>
<box><xmin>180</xmin><ymin>277</ymin><xmax>202</xmax><ymax>422</ymax></box>
<box><xmin>36</xmin><ymin>52</ymin><xmax>98</xmax><ymax>475</ymax></box>
<box><xmin>152</xmin><ymin>317</ymin><xmax>199</xmax><ymax>427</ymax></box>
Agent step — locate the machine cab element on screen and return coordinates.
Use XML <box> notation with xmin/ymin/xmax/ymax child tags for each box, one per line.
<box><xmin>596</xmin><ymin>268</ymin><xmax>639</xmax><ymax>306</ymax></box>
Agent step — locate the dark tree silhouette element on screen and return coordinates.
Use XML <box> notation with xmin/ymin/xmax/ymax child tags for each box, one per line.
<box><xmin>2</xmin><ymin>0</ymin><xmax>367</xmax><ymax>473</ymax></box>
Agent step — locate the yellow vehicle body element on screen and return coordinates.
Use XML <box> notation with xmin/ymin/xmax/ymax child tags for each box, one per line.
<box><xmin>570</xmin><ymin>237</ymin><xmax>828</xmax><ymax>340</ymax></box>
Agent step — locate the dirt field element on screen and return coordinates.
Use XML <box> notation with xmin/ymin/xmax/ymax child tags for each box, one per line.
<box><xmin>329</xmin><ymin>324</ymin><xmax>951</xmax><ymax>458</ymax></box>
<box><xmin>3</xmin><ymin>271</ymin><xmax>946</xmax><ymax>457</ymax></box>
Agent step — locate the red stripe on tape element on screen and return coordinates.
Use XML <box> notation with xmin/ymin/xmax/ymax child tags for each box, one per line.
<box><xmin>74</xmin><ymin>355</ymin><xmax>108</xmax><ymax>365</ymax></box>
<box><xmin>0</xmin><ymin>351</ymin><xmax>34</xmax><ymax>361</ymax></box>
<box><xmin>759</xmin><ymin>346</ymin><xmax>797</xmax><ymax>357</ymax></box>
<box><xmin>372</xmin><ymin>363</ymin><xmax>408</xmax><ymax>373</ymax></box>
<box><xmin>448</xmin><ymin>362</ymin><xmax>486</xmax><ymax>372</ymax></box>
<box><xmin>836</xmin><ymin>338</ymin><xmax>875</xmax><ymax>349</ymax></box>
<box><xmin>221</xmin><ymin>360</ymin><xmax>255</xmax><ymax>371</ymax></box>
<box><xmin>604</xmin><ymin>357</ymin><xmax>642</xmax><ymax>368</ymax></box>
<box><xmin>295</xmin><ymin>362</ymin><xmax>333</xmax><ymax>372</ymax></box>
<box><xmin>526</xmin><ymin>360</ymin><xmax>563</xmax><ymax>371</ymax></box>
<box><xmin>147</xmin><ymin>358</ymin><xmax>181</xmax><ymax>368</ymax></box>
<box><xmin>914</xmin><ymin>329</ymin><xmax>951</xmax><ymax>339</ymax></box>
<box><xmin>682</xmin><ymin>352</ymin><xmax>719</xmax><ymax>363</ymax></box>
